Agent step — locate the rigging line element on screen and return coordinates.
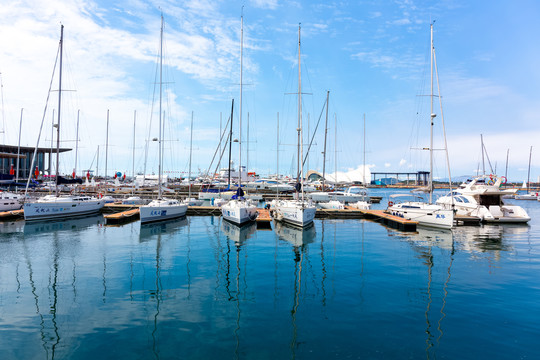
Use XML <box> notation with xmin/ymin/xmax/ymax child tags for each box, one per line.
<box><xmin>297</xmin><ymin>95</ymin><xmax>328</xmax><ymax>180</ymax></box>
<box><xmin>25</xmin><ymin>41</ymin><xmax>61</xmax><ymax>196</ymax></box>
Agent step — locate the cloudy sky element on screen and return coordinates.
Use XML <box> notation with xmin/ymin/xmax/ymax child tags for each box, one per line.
<box><xmin>1</xmin><ymin>0</ymin><xmax>539</xmax><ymax>182</ymax></box>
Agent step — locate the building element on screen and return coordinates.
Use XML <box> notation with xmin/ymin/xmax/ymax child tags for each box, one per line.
<box><xmin>0</xmin><ymin>144</ymin><xmax>71</xmax><ymax>180</ymax></box>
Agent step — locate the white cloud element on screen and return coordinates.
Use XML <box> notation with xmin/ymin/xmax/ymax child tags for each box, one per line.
<box><xmin>399</xmin><ymin>159</ymin><xmax>407</xmax><ymax>166</ymax></box>
<box><xmin>250</xmin><ymin>0</ymin><xmax>279</xmax><ymax>10</ymax></box>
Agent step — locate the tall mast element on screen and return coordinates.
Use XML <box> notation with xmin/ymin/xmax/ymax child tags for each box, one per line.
<box><xmin>16</xmin><ymin>108</ymin><xmax>23</xmax><ymax>184</ymax></box>
<box><xmin>481</xmin><ymin>134</ymin><xmax>485</xmax><ymax>175</ymax></box>
<box><xmin>105</xmin><ymin>109</ymin><xmax>109</xmax><ymax>180</ymax></box>
<box><xmin>334</xmin><ymin>113</ymin><xmax>337</xmax><ymax>185</ymax></box>
<box><xmin>322</xmin><ymin>91</ymin><xmax>329</xmax><ymax>191</ymax></box>
<box><xmin>239</xmin><ymin>13</ymin><xmax>244</xmax><ymax>188</ymax></box>
<box><xmin>74</xmin><ymin>109</ymin><xmax>79</xmax><ymax>178</ymax></box>
<box><xmin>55</xmin><ymin>24</ymin><xmax>64</xmax><ymax>196</ymax></box>
<box><xmin>527</xmin><ymin>146</ymin><xmax>532</xmax><ymax>192</ymax></box>
<box><xmin>363</xmin><ymin>113</ymin><xmax>366</xmax><ymax>185</ymax></box>
<box><xmin>276</xmin><ymin>112</ymin><xmax>279</xmax><ymax>199</ymax></box>
<box><xmin>132</xmin><ymin>110</ymin><xmax>136</xmax><ymax>193</ymax></box>
<box><xmin>228</xmin><ymin>100</ymin><xmax>234</xmax><ymax>189</ymax></box>
<box><xmin>429</xmin><ymin>22</ymin><xmax>435</xmax><ymax>204</ymax></box>
<box><xmin>158</xmin><ymin>14</ymin><xmax>164</xmax><ymax>199</ymax></box>
<box><xmin>188</xmin><ymin>111</ymin><xmax>194</xmax><ymax>199</ymax></box>
<box><xmin>505</xmin><ymin>148</ymin><xmax>509</xmax><ymax>180</ymax></box>
<box><xmin>298</xmin><ymin>23</ymin><xmax>304</xmax><ymax>203</ymax></box>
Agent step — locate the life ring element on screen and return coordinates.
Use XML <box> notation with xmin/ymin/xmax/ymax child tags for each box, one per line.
<box><xmin>98</xmin><ymin>193</ymin><xmax>103</xmax><ymax>199</ymax></box>
<box><xmin>487</xmin><ymin>175</ymin><xmax>495</xmax><ymax>186</ymax></box>
<box><xmin>500</xmin><ymin>176</ymin><xmax>507</xmax><ymax>185</ymax></box>
<box><xmin>388</xmin><ymin>201</ymin><xmax>394</xmax><ymax>207</ymax></box>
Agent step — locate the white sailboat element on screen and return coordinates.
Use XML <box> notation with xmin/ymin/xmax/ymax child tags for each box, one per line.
<box><xmin>24</xmin><ymin>25</ymin><xmax>105</xmax><ymax>221</ymax></box>
<box><xmin>272</xmin><ymin>24</ymin><xmax>317</xmax><ymax>228</ymax></box>
<box><xmin>140</xmin><ymin>15</ymin><xmax>187</xmax><ymax>224</ymax></box>
<box><xmin>387</xmin><ymin>23</ymin><xmax>454</xmax><ymax>229</ymax></box>
<box><xmin>221</xmin><ymin>14</ymin><xmax>258</xmax><ymax>226</ymax></box>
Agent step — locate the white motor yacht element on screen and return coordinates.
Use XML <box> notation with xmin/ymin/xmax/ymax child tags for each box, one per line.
<box><xmin>436</xmin><ymin>175</ymin><xmax>530</xmax><ymax>223</ymax></box>
<box><xmin>388</xmin><ymin>194</ymin><xmax>454</xmax><ymax>229</ymax></box>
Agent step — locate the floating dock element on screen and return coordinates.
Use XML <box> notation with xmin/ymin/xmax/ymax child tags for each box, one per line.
<box><xmin>354</xmin><ymin>208</ymin><xmax>418</xmax><ymax>232</ymax></box>
<box><xmin>0</xmin><ymin>209</ymin><xmax>24</xmax><ymax>220</ymax></box>
<box><xmin>104</xmin><ymin>208</ymin><xmax>140</xmax><ymax>225</ymax></box>
<box><xmin>256</xmin><ymin>209</ymin><xmax>273</xmax><ymax>229</ymax></box>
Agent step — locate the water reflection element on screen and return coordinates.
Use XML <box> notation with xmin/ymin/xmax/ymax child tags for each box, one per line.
<box><xmin>221</xmin><ymin>220</ymin><xmax>257</xmax><ymax>245</ymax></box>
<box><xmin>139</xmin><ymin>216</ymin><xmax>188</xmax><ymax>240</ymax></box>
<box><xmin>23</xmin><ymin>215</ymin><xmax>104</xmax><ymax>235</ymax></box>
<box><xmin>274</xmin><ymin>221</ymin><xmax>316</xmax><ymax>249</ymax></box>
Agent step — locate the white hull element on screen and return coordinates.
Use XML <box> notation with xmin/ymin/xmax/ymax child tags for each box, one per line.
<box><xmin>221</xmin><ymin>200</ymin><xmax>258</xmax><ymax>225</ymax></box>
<box><xmin>272</xmin><ymin>200</ymin><xmax>317</xmax><ymax>228</ymax></box>
<box><xmin>514</xmin><ymin>193</ymin><xmax>538</xmax><ymax>200</ymax></box>
<box><xmin>388</xmin><ymin>202</ymin><xmax>454</xmax><ymax>229</ymax></box>
<box><xmin>140</xmin><ymin>199</ymin><xmax>188</xmax><ymax>224</ymax></box>
<box><xmin>24</xmin><ymin>195</ymin><xmax>104</xmax><ymax>221</ymax></box>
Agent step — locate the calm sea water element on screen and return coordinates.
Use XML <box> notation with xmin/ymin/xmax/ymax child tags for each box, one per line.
<box><xmin>1</xmin><ymin>189</ymin><xmax>540</xmax><ymax>359</ymax></box>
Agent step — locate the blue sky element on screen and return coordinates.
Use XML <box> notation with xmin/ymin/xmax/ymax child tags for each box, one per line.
<box><xmin>0</xmin><ymin>0</ymin><xmax>539</xmax><ymax>182</ymax></box>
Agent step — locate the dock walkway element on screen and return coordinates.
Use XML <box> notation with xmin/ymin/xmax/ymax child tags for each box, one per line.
<box><xmin>352</xmin><ymin>208</ymin><xmax>418</xmax><ymax>231</ymax></box>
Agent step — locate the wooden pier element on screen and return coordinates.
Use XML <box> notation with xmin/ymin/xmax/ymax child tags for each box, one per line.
<box><xmin>104</xmin><ymin>208</ymin><xmax>140</xmax><ymax>225</ymax></box>
<box><xmin>256</xmin><ymin>209</ymin><xmax>273</xmax><ymax>229</ymax></box>
<box><xmin>0</xmin><ymin>209</ymin><xmax>24</xmax><ymax>220</ymax></box>
<box><xmin>354</xmin><ymin>208</ymin><xmax>418</xmax><ymax>232</ymax></box>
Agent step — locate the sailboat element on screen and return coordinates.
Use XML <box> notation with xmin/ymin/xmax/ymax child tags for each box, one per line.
<box><xmin>24</xmin><ymin>25</ymin><xmax>105</xmax><ymax>221</ymax></box>
<box><xmin>272</xmin><ymin>24</ymin><xmax>317</xmax><ymax>228</ymax></box>
<box><xmin>139</xmin><ymin>15</ymin><xmax>188</xmax><ymax>224</ymax></box>
<box><xmin>387</xmin><ymin>23</ymin><xmax>454</xmax><ymax>229</ymax></box>
<box><xmin>221</xmin><ymin>14</ymin><xmax>258</xmax><ymax>226</ymax></box>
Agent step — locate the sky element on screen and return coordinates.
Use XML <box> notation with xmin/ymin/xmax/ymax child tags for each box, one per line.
<box><xmin>0</xmin><ymin>0</ymin><xmax>539</xmax><ymax>182</ymax></box>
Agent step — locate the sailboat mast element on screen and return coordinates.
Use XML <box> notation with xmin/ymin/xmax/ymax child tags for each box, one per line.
<box><xmin>298</xmin><ymin>23</ymin><xmax>304</xmax><ymax>203</ymax></box>
<box><xmin>363</xmin><ymin>113</ymin><xmax>366</xmax><ymax>185</ymax></box>
<box><xmin>74</xmin><ymin>109</ymin><xmax>79</xmax><ymax>178</ymax></box>
<box><xmin>55</xmin><ymin>25</ymin><xmax>64</xmax><ymax>196</ymax></box>
<box><xmin>158</xmin><ymin>15</ymin><xmax>164</xmax><ymax>199</ymax></box>
<box><xmin>16</xmin><ymin>108</ymin><xmax>23</xmax><ymax>184</ymax></box>
<box><xmin>228</xmin><ymin>99</ymin><xmax>234</xmax><ymax>189</ymax></box>
<box><xmin>132</xmin><ymin>110</ymin><xmax>136</xmax><ymax>183</ymax></box>
<box><xmin>276</xmin><ymin>112</ymin><xmax>279</xmax><ymax>199</ymax></box>
<box><xmin>322</xmin><ymin>91</ymin><xmax>329</xmax><ymax>191</ymax></box>
<box><xmin>429</xmin><ymin>23</ymin><xmax>435</xmax><ymax>204</ymax></box>
<box><xmin>481</xmin><ymin>134</ymin><xmax>485</xmax><ymax>175</ymax></box>
<box><xmin>188</xmin><ymin>111</ymin><xmax>194</xmax><ymax>199</ymax></box>
<box><xmin>527</xmin><ymin>146</ymin><xmax>532</xmax><ymax>192</ymax></box>
<box><xmin>105</xmin><ymin>109</ymin><xmax>109</xmax><ymax>179</ymax></box>
<box><xmin>505</xmin><ymin>148</ymin><xmax>509</xmax><ymax>180</ymax></box>
<box><xmin>239</xmin><ymin>14</ymin><xmax>243</xmax><ymax>188</ymax></box>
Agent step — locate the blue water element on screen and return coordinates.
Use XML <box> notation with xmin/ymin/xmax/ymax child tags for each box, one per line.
<box><xmin>1</xmin><ymin>189</ymin><xmax>540</xmax><ymax>359</ymax></box>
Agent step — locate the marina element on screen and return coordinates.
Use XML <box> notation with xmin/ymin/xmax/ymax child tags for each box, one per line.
<box><xmin>0</xmin><ymin>1</ymin><xmax>539</xmax><ymax>359</ymax></box>
<box><xmin>0</xmin><ymin>193</ymin><xmax>539</xmax><ymax>358</ymax></box>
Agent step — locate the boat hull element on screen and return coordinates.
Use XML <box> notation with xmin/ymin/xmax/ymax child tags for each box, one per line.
<box><xmin>221</xmin><ymin>200</ymin><xmax>258</xmax><ymax>225</ymax></box>
<box><xmin>140</xmin><ymin>202</ymin><xmax>188</xmax><ymax>224</ymax></box>
<box><xmin>273</xmin><ymin>200</ymin><xmax>316</xmax><ymax>228</ymax></box>
<box><xmin>388</xmin><ymin>203</ymin><xmax>454</xmax><ymax>229</ymax></box>
<box><xmin>24</xmin><ymin>198</ymin><xmax>104</xmax><ymax>221</ymax></box>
